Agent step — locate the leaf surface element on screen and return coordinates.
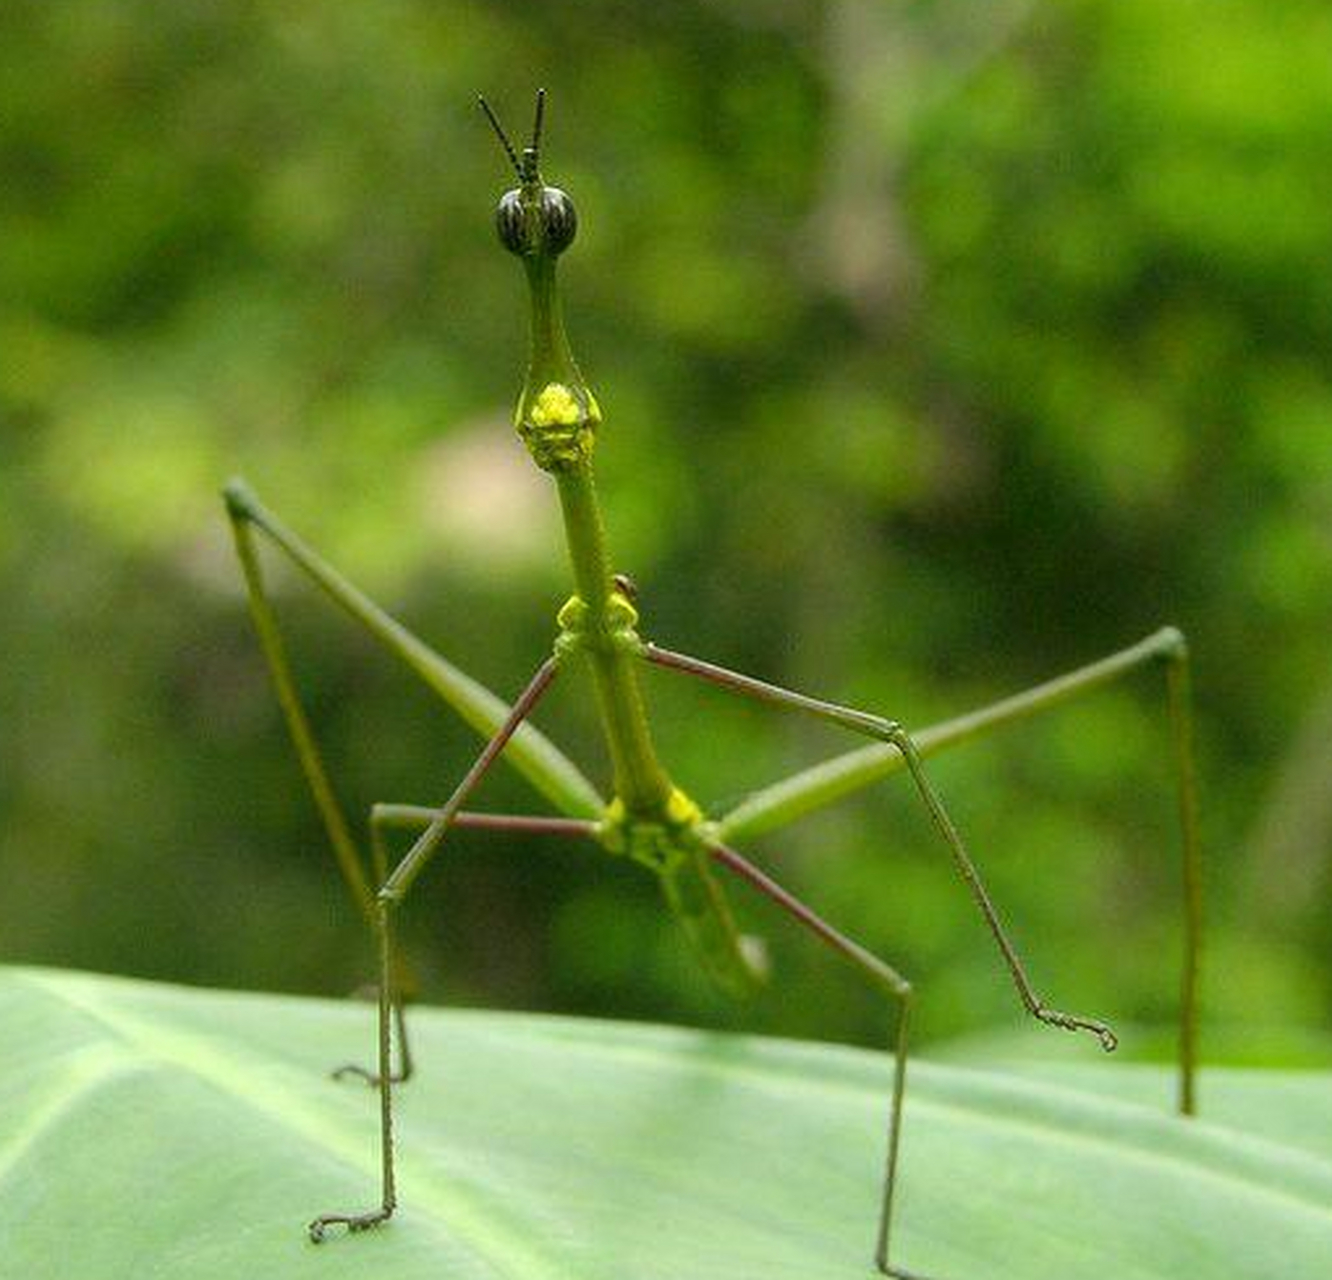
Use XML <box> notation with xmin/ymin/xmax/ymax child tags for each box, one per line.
<box><xmin>3</xmin><ymin>967</ymin><xmax>1328</xmax><ymax>1279</ymax></box>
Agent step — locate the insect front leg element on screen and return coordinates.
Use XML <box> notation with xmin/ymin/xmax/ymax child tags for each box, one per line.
<box><xmin>309</xmin><ymin>657</ymin><xmax>562</xmax><ymax>1243</ymax></box>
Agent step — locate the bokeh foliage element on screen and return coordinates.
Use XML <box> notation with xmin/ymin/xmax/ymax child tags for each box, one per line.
<box><xmin>2</xmin><ymin>0</ymin><xmax>1329</xmax><ymax>1056</ymax></box>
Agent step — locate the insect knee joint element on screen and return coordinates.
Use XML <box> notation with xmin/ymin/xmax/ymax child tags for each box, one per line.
<box><xmin>1155</xmin><ymin>625</ymin><xmax>1189</xmax><ymax>662</ymax></box>
<box><xmin>221</xmin><ymin>476</ymin><xmax>260</xmax><ymax>520</ymax></box>
<box><xmin>875</xmin><ymin>718</ymin><xmax>909</xmax><ymax>748</ymax></box>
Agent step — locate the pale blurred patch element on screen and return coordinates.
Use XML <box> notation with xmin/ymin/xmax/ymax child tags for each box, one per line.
<box><xmin>417</xmin><ymin>412</ymin><xmax>561</xmax><ymax>581</ymax></box>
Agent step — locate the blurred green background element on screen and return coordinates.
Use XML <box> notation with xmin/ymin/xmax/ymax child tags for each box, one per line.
<box><xmin>2</xmin><ymin>0</ymin><xmax>1329</xmax><ymax>1062</ymax></box>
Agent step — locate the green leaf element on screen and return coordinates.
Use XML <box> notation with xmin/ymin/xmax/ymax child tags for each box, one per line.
<box><xmin>4</xmin><ymin>966</ymin><xmax>1329</xmax><ymax>1279</ymax></box>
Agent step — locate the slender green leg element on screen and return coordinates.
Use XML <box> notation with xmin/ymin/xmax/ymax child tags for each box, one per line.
<box><xmin>225</xmin><ymin>482</ymin><xmax>601</xmax><ymax>1087</ymax></box>
<box><xmin>223</xmin><ymin>479</ymin><xmax>602</xmax><ymax>819</ymax></box>
<box><xmin>309</xmin><ymin>657</ymin><xmax>561</xmax><ymax>1242</ymax></box>
<box><xmin>227</xmin><ymin>504</ymin><xmax>375</xmax><ymax>924</ymax></box>
<box><xmin>331</xmin><ymin>805</ymin><xmax>599</xmax><ymax>1087</ymax></box>
<box><xmin>1165</xmin><ymin>647</ymin><xmax>1203</xmax><ymax>1115</ymax></box>
<box><xmin>710</xmin><ymin>627</ymin><xmax>1203</xmax><ymax>1114</ymax></box>
<box><xmin>309</xmin><ymin>898</ymin><xmax>398</xmax><ymax>1242</ymax></box>
<box><xmin>229</xmin><ymin>500</ymin><xmax>428</xmax><ymax>1084</ymax></box>
<box><xmin>705</xmin><ymin>840</ymin><xmax>923</xmax><ymax>1279</ymax></box>
<box><xmin>333</xmin><ymin>989</ymin><xmax>416</xmax><ymax>1088</ymax></box>
<box><xmin>328</xmin><ymin>805</ymin><xmax>420</xmax><ymax>1088</ymax></box>
<box><xmin>644</xmin><ymin>644</ymin><xmax>1117</xmax><ymax>1048</ymax></box>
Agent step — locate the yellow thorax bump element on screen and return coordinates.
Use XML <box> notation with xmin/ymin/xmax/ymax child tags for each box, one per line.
<box><xmin>530</xmin><ymin>382</ymin><xmax>582</xmax><ymax>426</ymax></box>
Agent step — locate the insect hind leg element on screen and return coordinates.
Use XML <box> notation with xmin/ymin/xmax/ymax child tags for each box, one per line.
<box><xmin>706</xmin><ymin>840</ymin><xmax>929</xmax><ymax>1278</ymax></box>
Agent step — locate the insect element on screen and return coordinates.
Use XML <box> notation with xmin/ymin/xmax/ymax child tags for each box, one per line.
<box><xmin>222</xmin><ymin>91</ymin><xmax>1203</xmax><ymax>1276</ymax></box>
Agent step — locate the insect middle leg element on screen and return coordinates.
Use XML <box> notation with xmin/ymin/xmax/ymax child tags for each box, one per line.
<box><xmin>325</xmin><ymin>803</ymin><xmax>428</xmax><ymax>1089</ymax></box>
<box><xmin>645</xmin><ymin>644</ymin><xmax>1117</xmax><ymax>1050</ymax></box>
<box><xmin>330</xmin><ymin>804</ymin><xmax>603</xmax><ymax>1088</ymax></box>
<box><xmin>309</xmin><ymin>656</ymin><xmax>569</xmax><ymax>1242</ymax></box>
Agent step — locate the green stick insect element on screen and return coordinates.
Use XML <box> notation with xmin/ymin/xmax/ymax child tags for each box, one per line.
<box><xmin>222</xmin><ymin>91</ymin><xmax>1203</xmax><ymax>1277</ymax></box>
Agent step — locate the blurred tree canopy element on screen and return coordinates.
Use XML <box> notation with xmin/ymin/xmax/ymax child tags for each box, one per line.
<box><xmin>2</xmin><ymin>0</ymin><xmax>1329</xmax><ymax>1057</ymax></box>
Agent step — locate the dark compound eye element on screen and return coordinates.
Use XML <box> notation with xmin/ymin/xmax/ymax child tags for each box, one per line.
<box><xmin>541</xmin><ymin>187</ymin><xmax>577</xmax><ymax>255</ymax></box>
<box><xmin>495</xmin><ymin>189</ymin><xmax>525</xmax><ymax>254</ymax></box>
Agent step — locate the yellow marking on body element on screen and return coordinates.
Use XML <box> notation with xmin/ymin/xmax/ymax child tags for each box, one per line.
<box><xmin>556</xmin><ymin>594</ymin><xmax>587</xmax><ymax>632</ymax></box>
<box><xmin>665</xmin><ymin>787</ymin><xmax>703</xmax><ymax>829</ymax></box>
<box><xmin>530</xmin><ymin>383</ymin><xmax>582</xmax><ymax>427</ymax></box>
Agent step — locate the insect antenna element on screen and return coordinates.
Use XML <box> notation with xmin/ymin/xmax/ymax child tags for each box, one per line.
<box><xmin>477</xmin><ymin>94</ymin><xmax>521</xmax><ymax>178</ymax></box>
<box><xmin>530</xmin><ymin>87</ymin><xmax>546</xmax><ymax>163</ymax></box>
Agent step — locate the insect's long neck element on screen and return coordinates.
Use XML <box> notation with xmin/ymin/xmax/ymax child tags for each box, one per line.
<box><xmin>518</xmin><ymin>254</ymin><xmax>675</xmax><ymax>817</ymax></box>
